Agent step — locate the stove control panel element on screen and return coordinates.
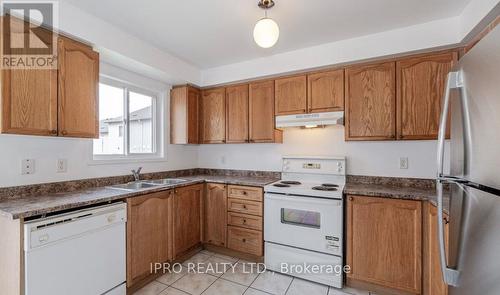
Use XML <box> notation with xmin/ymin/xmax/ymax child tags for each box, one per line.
<box><xmin>282</xmin><ymin>156</ymin><xmax>346</xmax><ymax>175</ymax></box>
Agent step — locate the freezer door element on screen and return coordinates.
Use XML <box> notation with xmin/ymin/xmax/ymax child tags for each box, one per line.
<box><xmin>437</xmin><ymin>181</ymin><xmax>500</xmax><ymax>295</ymax></box>
<box><xmin>453</xmin><ymin>25</ymin><xmax>500</xmax><ymax>189</ymax></box>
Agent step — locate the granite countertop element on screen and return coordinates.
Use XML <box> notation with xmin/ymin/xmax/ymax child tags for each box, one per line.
<box><xmin>0</xmin><ymin>175</ymin><xmax>278</xmax><ymax>220</ymax></box>
<box><xmin>344</xmin><ymin>182</ymin><xmax>450</xmax><ymax>212</ymax></box>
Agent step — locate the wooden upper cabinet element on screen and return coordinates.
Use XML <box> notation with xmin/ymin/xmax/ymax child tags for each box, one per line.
<box><xmin>423</xmin><ymin>203</ymin><xmax>449</xmax><ymax>295</ymax></box>
<box><xmin>307</xmin><ymin>69</ymin><xmax>345</xmax><ymax>113</ymax></box>
<box><xmin>226</xmin><ymin>84</ymin><xmax>249</xmax><ymax>143</ymax></box>
<box><xmin>127</xmin><ymin>191</ymin><xmax>172</xmax><ymax>287</ymax></box>
<box><xmin>249</xmin><ymin>80</ymin><xmax>280</xmax><ymax>143</ymax></box>
<box><xmin>275</xmin><ymin>75</ymin><xmax>307</xmax><ymax>115</ymax></box>
<box><xmin>173</xmin><ymin>184</ymin><xmax>203</xmax><ymax>258</ymax></box>
<box><xmin>57</xmin><ymin>36</ymin><xmax>99</xmax><ymax>138</ymax></box>
<box><xmin>200</xmin><ymin>87</ymin><xmax>226</xmax><ymax>143</ymax></box>
<box><xmin>170</xmin><ymin>85</ymin><xmax>199</xmax><ymax>144</ymax></box>
<box><xmin>347</xmin><ymin>196</ymin><xmax>422</xmax><ymax>294</ymax></box>
<box><xmin>345</xmin><ymin>62</ymin><xmax>396</xmax><ymax>141</ymax></box>
<box><xmin>396</xmin><ymin>51</ymin><xmax>457</xmax><ymax>140</ymax></box>
<box><xmin>0</xmin><ymin>18</ymin><xmax>58</xmax><ymax>136</ymax></box>
<box><xmin>204</xmin><ymin>183</ymin><xmax>227</xmax><ymax>247</ymax></box>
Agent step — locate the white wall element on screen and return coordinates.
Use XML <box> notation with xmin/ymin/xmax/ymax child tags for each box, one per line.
<box><xmin>0</xmin><ymin>63</ymin><xmax>198</xmax><ymax>187</ymax></box>
<box><xmin>197</xmin><ymin>126</ymin><xmax>449</xmax><ymax>179</ymax></box>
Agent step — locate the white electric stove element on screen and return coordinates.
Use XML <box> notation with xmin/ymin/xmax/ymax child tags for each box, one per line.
<box><xmin>264</xmin><ymin>156</ymin><xmax>346</xmax><ymax>288</ymax></box>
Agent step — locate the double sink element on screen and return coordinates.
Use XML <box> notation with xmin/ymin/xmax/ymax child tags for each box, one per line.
<box><xmin>108</xmin><ymin>178</ymin><xmax>188</xmax><ymax>192</ymax></box>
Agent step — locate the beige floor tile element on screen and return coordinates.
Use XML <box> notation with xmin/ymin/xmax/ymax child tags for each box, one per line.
<box><xmin>201</xmin><ymin>279</ymin><xmax>247</xmax><ymax>295</ymax></box>
<box><xmin>200</xmin><ymin>250</ymin><xmax>216</xmax><ymax>256</ymax></box>
<box><xmin>172</xmin><ymin>272</ymin><xmax>218</xmax><ymax>295</ymax></box>
<box><xmin>213</xmin><ymin>253</ymin><xmax>239</xmax><ymax>263</ymax></box>
<box><xmin>286</xmin><ymin>278</ymin><xmax>328</xmax><ymax>295</ymax></box>
<box><xmin>221</xmin><ymin>262</ymin><xmax>260</xmax><ymax>286</ymax></box>
<box><xmin>244</xmin><ymin>288</ymin><xmax>272</xmax><ymax>295</ymax></box>
<box><xmin>159</xmin><ymin>287</ymin><xmax>190</xmax><ymax>295</ymax></box>
<box><xmin>156</xmin><ymin>267</ymin><xmax>188</xmax><ymax>285</ymax></box>
<box><xmin>182</xmin><ymin>253</ymin><xmax>211</xmax><ymax>266</ymax></box>
<box><xmin>250</xmin><ymin>271</ymin><xmax>293</xmax><ymax>295</ymax></box>
<box><xmin>202</xmin><ymin>256</ymin><xmax>236</xmax><ymax>277</ymax></box>
<box><xmin>134</xmin><ymin>281</ymin><xmax>168</xmax><ymax>295</ymax></box>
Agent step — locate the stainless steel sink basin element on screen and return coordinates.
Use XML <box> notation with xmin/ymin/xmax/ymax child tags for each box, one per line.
<box><xmin>108</xmin><ymin>181</ymin><xmax>159</xmax><ymax>191</ymax></box>
<box><xmin>143</xmin><ymin>178</ymin><xmax>188</xmax><ymax>185</ymax></box>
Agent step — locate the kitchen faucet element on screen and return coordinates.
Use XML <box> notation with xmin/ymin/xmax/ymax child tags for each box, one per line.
<box><xmin>131</xmin><ymin>167</ymin><xmax>142</xmax><ymax>181</ymax></box>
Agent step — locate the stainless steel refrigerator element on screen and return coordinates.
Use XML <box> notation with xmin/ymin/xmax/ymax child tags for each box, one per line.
<box><xmin>436</xmin><ymin>25</ymin><xmax>500</xmax><ymax>294</ymax></box>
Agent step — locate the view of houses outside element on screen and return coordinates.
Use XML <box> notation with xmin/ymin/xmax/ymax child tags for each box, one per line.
<box><xmin>93</xmin><ymin>84</ymin><xmax>153</xmax><ymax>155</ymax></box>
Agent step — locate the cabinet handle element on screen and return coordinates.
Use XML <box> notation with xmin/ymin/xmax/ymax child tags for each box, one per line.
<box><xmin>175</xmin><ymin>190</ymin><xmax>178</xmax><ymax>193</ymax></box>
<box><xmin>444</xmin><ymin>217</ymin><xmax>449</xmax><ymax>224</ymax></box>
<box><xmin>243</xmin><ymin>191</ymin><xmax>247</xmax><ymax>195</ymax></box>
<box><xmin>349</xmin><ymin>196</ymin><xmax>354</xmax><ymax>201</ymax></box>
<box><xmin>243</xmin><ymin>205</ymin><xmax>247</xmax><ymax>209</ymax></box>
<box><xmin>242</xmin><ymin>238</ymin><xmax>246</xmax><ymax>243</ymax></box>
<box><xmin>61</xmin><ymin>130</ymin><xmax>68</xmax><ymax>136</ymax></box>
<box><xmin>50</xmin><ymin>129</ymin><xmax>57</xmax><ymax>135</ymax></box>
<box><xmin>243</xmin><ymin>219</ymin><xmax>247</xmax><ymax>224</ymax></box>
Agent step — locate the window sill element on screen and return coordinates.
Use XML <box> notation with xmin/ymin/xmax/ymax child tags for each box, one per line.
<box><xmin>88</xmin><ymin>155</ymin><xmax>167</xmax><ymax>166</ymax></box>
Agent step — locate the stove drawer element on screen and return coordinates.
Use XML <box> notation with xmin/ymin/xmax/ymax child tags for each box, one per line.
<box><xmin>227</xmin><ymin>226</ymin><xmax>263</xmax><ymax>256</ymax></box>
<box><xmin>228</xmin><ymin>198</ymin><xmax>263</xmax><ymax>216</ymax></box>
<box><xmin>228</xmin><ymin>212</ymin><xmax>263</xmax><ymax>231</ymax></box>
<box><xmin>228</xmin><ymin>185</ymin><xmax>263</xmax><ymax>202</ymax></box>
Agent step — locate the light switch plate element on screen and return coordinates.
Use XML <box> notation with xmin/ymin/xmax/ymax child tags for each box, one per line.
<box><xmin>57</xmin><ymin>159</ymin><xmax>67</xmax><ymax>173</ymax></box>
<box><xmin>399</xmin><ymin>157</ymin><xmax>409</xmax><ymax>169</ymax></box>
<box><xmin>22</xmin><ymin>159</ymin><xmax>35</xmax><ymax>175</ymax></box>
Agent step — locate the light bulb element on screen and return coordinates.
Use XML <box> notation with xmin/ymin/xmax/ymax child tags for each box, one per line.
<box><xmin>253</xmin><ymin>17</ymin><xmax>279</xmax><ymax>48</ymax></box>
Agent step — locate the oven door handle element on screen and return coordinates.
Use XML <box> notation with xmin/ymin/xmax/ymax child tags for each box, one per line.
<box><xmin>264</xmin><ymin>193</ymin><xmax>342</xmax><ymax>206</ymax></box>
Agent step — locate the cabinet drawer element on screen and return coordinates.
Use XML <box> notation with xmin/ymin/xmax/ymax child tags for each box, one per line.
<box><xmin>228</xmin><ymin>198</ymin><xmax>262</xmax><ymax>216</ymax></box>
<box><xmin>228</xmin><ymin>185</ymin><xmax>263</xmax><ymax>202</ymax></box>
<box><xmin>227</xmin><ymin>212</ymin><xmax>262</xmax><ymax>231</ymax></box>
<box><xmin>227</xmin><ymin>226</ymin><xmax>263</xmax><ymax>256</ymax></box>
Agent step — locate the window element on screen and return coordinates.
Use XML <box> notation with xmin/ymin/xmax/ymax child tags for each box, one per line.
<box><xmin>93</xmin><ymin>79</ymin><xmax>161</xmax><ymax>161</ymax></box>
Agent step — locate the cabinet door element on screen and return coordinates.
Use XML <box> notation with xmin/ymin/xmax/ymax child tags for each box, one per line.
<box><xmin>423</xmin><ymin>203</ymin><xmax>449</xmax><ymax>295</ymax></box>
<box><xmin>307</xmin><ymin>69</ymin><xmax>344</xmax><ymax>113</ymax></box>
<box><xmin>173</xmin><ymin>184</ymin><xmax>203</xmax><ymax>257</ymax></box>
<box><xmin>347</xmin><ymin>195</ymin><xmax>422</xmax><ymax>294</ymax></box>
<box><xmin>274</xmin><ymin>75</ymin><xmax>307</xmax><ymax>115</ymax></box>
<box><xmin>226</xmin><ymin>84</ymin><xmax>249</xmax><ymax>143</ymax></box>
<box><xmin>57</xmin><ymin>36</ymin><xmax>99</xmax><ymax>138</ymax></box>
<box><xmin>345</xmin><ymin>62</ymin><xmax>396</xmax><ymax>141</ymax></box>
<box><xmin>127</xmin><ymin>191</ymin><xmax>172</xmax><ymax>287</ymax></box>
<box><xmin>249</xmin><ymin>80</ymin><xmax>277</xmax><ymax>143</ymax></box>
<box><xmin>170</xmin><ymin>86</ymin><xmax>199</xmax><ymax>144</ymax></box>
<box><xmin>204</xmin><ymin>183</ymin><xmax>227</xmax><ymax>246</ymax></box>
<box><xmin>200</xmin><ymin>88</ymin><xmax>226</xmax><ymax>143</ymax></box>
<box><xmin>1</xmin><ymin>19</ymin><xmax>57</xmax><ymax>136</ymax></box>
<box><xmin>396</xmin><ymin>51</ymin><xmax>457</xmax><ymax>139</ymax></box>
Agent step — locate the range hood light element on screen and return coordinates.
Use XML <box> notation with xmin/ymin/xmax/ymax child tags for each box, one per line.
<box><xmin>304</xmin><ymin>124</ymin><xmax>318</xmax><ymax>129</ymax></box>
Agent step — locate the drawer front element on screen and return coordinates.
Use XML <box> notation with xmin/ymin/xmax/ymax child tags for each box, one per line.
<box><xmin>228</xmin><ymin>185</ymin><xmax>263</xmax><ymax>202</ymax></box>
<box><xmin>227</xmin><ymin>226</ymin><xmax>263</xmax><ymax>256</ymax></box>
<box><xmin>228</xmin><ymin>212</ymin><xmax>262</xmax><ymax>231</ymax></box>
<box><xmin>228</xmin><ymin>198</ymin><xmax>263</xmax><ymax>216</ymax></box>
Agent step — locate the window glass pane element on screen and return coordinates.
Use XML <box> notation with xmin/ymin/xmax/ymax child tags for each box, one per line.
<box><xmin>93</xmin><ymin>84</ymin><xmax>124</xmax><ymax>155</ymax></box>
<box><xmin>281</xmin><ymin>208</ymin><xmax>320</xmax><ymax>228</ymax></box>
<box><xmin>129</xmin><ymin>91</ymin><xmax>153</xmax><ymax>153</ymax></box>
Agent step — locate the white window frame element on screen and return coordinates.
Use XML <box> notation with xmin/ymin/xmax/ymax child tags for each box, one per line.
<box><xmin>89</xmin><ymin>77</ymin><xmax>165</xmax><ymax>165</ymax></box>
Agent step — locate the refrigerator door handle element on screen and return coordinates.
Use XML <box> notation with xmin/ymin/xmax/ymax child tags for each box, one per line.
<box><xmin>437</xmin><ymin>71</ymin><xmax>462</xmax><ymax>178</ymax></box>
<box><xmin>437</xmin><ymin>181</ymin><xmax>460</xmax><ymax>286</ymax></box>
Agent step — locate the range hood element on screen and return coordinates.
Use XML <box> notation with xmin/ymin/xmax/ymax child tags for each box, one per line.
<box><xmin>275</xmin><ymin>111</ymin><xmax>344</xmax><ymax>128</ymax></box>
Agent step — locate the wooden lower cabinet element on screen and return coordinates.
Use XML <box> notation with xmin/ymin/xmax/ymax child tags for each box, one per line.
<box><xmin>126</xmin><ymin>191</ymin><xmax>172</xmax><ymax>287</ymax></box>
<box><xmin>173</xmin><ymin>184</ymin><xmax>203</xmax><ymax>258</ymax></box>
<box><xmin>347</xmin><ymin>195</ymin><xmax>422</xmax><ymax>294</ymax></box>
<box><xmin>204</xmin><ymin>183</ymin><xmax>227</xmax><ymax>247</ymax></box>
<box><xmin>227</xmin><ymin>226</ymin><xmax>263</xmax><ymax>256</ymax></box>
<box><xmin>423</xmin><ymin>203</ymin><xmax>449</xmax><ymax>295</ymax></box>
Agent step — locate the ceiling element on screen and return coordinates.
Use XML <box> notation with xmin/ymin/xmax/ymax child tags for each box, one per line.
<box><xmin>62</xmin><ymin>0</ymin><xmax>471</xmax><ymax>69</ymax></box>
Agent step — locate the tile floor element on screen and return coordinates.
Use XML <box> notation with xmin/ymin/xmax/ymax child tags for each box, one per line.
<box><xmin>134</xmin><ymin>250</ymin><xmax>374</xmax><ymax>295</ymax></box>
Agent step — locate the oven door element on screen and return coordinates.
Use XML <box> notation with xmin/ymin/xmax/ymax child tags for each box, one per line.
<box><xmin>264</xmin><ymin>193</ymin><xmax>343</xmax><ymax>256</ymax></box>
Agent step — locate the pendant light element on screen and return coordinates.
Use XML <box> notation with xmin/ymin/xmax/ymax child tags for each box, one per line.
<box><xmin>253</xmin><ymin>0</ymin><xmax>279</xmax><ymax>48</ymax></box>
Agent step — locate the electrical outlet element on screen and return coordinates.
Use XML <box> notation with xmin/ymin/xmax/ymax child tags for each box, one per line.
<box><xmin>399</xmin><ymin>157</ymin><xmax>409</xmax><ymax>169</ymax></box>
<box><xmin>57</xmin><ymin>159</ymin><xmax>67</xmax><ymax>173</ymax></box>
<box><xmin>22</xmin><ymin>159</ymin><xmax>35</xmax><ymax>175</ymax></box>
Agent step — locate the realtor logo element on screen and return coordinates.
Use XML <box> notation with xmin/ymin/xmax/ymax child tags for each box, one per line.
<box><xmin>1</xmin><ymin>1</ymin><xmax>58</xmax><ymax>69</ymax></box>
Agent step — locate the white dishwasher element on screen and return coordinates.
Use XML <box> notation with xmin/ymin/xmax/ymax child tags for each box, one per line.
<box><xmin>24</xmin><ymin>202</ymin><xmax>127</xmax><ymax>295</ymax></box>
